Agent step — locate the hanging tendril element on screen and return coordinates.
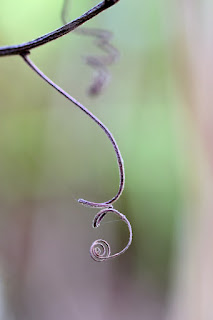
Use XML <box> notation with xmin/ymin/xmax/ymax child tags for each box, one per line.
<box><xmin>21</xmin><ymin>3</ymin><xmax>132</xmax><ymax>261</ymax></box>
<box><xmin>1</xmin><ymin>0</ymin><xmax>131</xmax><ymax>262</ymax></box>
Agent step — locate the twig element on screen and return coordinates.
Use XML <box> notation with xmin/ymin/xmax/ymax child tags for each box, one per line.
<box><xmin>0</xmin><ymin>0</ymin><xmax>119</xmax><ymax>57</ymax></box>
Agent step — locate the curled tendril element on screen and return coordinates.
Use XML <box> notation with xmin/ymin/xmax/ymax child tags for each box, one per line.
<box><xmin>90</xmin><ymin>239</ymin><xmax>111</xmax><ymax>261</ymax></box>
<box><xmin>21</xmin><ymin>22</ymin><xmax>132</xmax><ymax>261</ymax></box>
<box><xmin>90</xmin><ymin>208</ymin><xmax>132</xmax><ymax>262</ymax></box>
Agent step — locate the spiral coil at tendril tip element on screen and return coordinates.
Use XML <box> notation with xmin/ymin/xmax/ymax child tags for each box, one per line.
<box><xmin>90</xmin><ymin>239</ymin><xmax>111</xmax><ymax>262</ymax></box>
<box><xmin>89</xmin><ymin>207</ymin><xmax>133</xmax><ymax>262</ymax></box>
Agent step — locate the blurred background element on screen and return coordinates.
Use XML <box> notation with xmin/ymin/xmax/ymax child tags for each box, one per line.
<box><xmin>0</xmin><ymin>0</ymin><xmax>213</xmax><ymax>319</ymax></box>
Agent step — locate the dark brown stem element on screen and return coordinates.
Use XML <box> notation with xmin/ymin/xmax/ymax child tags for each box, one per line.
<box><xmin>0</xmin><ymin>0</ymin><xmax>119</xmax><ymax>57</ymax></box>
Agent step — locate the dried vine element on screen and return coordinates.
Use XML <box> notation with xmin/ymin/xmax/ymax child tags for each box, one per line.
<box><xmin>0</xmin><ymin>0</ymin><xmax>132</xmax><ymax>261</ymax></box>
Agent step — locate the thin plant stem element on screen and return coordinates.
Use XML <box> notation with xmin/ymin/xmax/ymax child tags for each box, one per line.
<box><xmin>21</xmin><ymin>53</ymin><xmax>132</xmax><ymax>261</ymax></box>
<box><xmin>0</xmin><ymin>0</ymin><xmax>133</xmax><ymax>261</ymax></box>
<box><xmin>21</xmin><ymin>53</ymin><xmax>125</xmax><ymax>208</ymax></box>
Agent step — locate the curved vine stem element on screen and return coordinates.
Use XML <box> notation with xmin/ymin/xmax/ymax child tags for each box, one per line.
<box><xmin>2</xmin><ymin>0</ymin><xmax>132</xmax><ymax>261</ymax></box>
<box><xmin>20</xmin><ymin>53</ymin><xmax>132</xmax><ymax>260</ymax></box>
<box><xmin>21</xmin><ymin>53</ymin><xmax>125</xmax><ymax>209</ymax></box>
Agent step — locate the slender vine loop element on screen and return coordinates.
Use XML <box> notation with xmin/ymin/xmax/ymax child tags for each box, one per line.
<box><xmin>90</xmin><ymin>208</ymin><xmax>132</xmax><ymax>262</ymax></box>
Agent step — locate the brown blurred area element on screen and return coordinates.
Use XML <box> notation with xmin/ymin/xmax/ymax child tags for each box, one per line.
<box><xmin>0</xmin><ymin>0</ymin><xmax>213</xmax><ymax>319</ymax></box>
